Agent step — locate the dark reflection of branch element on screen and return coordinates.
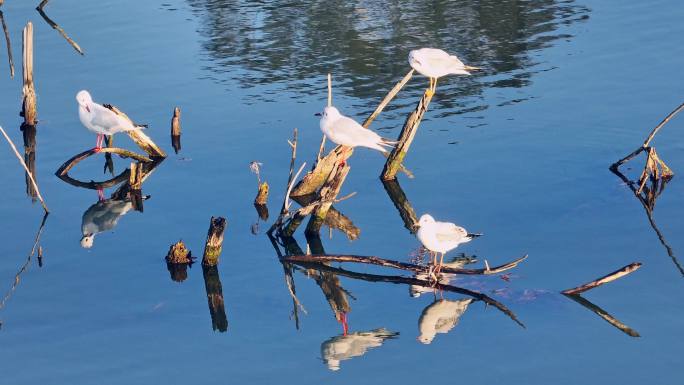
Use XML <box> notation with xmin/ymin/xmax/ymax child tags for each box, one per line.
<box><xmin>36</xmin><ymin>1</ymin><xmax>84</xmax><ymax>55</ymax></box>
<box><xmin>304</xmin><ymin>232</ymin><xmax>351</xmax><ymax>324</ymax></box>
<box><xmin>21</xmin><ymin>123</ymin><xmax>37</xmax><ymax>201</ymax></box>
<box><xmin>103</xmin><ymin>135</ymin><xmax>114</xmax><ymax>175</ymax></box>
<box><xmin>611</xmin><ymin>167</ymin><xmax>683</xmax><ymax>276</ymax></box>
<box><xmin>381</xmin><ymin>178</ymin><xmax>418</xmax><ymax>234</ymax></box>
<box><xmin>293</xmin><ymin>260</ymin><xmax>524</xmax><ymax>329</ymax></box>
<box><xmin>564</xmin><ymin>294</ymin><xmax>640</xmax><ymax>337</ymax></box>
<box><xmin>202</xmin><ymin>265</ymin><xmax>228</xmax><ymax>332</ymax></box>
<box><xmin>0</xmin><ymin>213</ymin><xmax>48</xmax><ymax>329</ymax></box>
<box><xmin>0</xmin><ymin>10</ymin><xmax>14</xmax><ymax>78</ymax></box>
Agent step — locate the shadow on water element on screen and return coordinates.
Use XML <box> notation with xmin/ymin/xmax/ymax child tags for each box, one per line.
<box><xmin>187</xmin><ymin>0</ymin><xmax>589</xmax><ymax>116</ymax></box>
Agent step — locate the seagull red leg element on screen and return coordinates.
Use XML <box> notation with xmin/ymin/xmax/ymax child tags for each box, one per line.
<box><xmin>97</xmin><ymin>187</ymin><xmax>105</xmax><ymax>202</ymax></box>
<box><xmin>94</xmin><ymin>134</ymin><xmax>103</xmax><ymax>153</ymax></box>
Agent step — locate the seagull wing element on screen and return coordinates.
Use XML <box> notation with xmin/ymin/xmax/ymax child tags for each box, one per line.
<box><xmin>331</xmin><ymin>116</ymin><xmax>384</xmax><ymax>148</ymax></box>
<box><xmin>88</xmin><ymin>103</ymin><xmax>125</xmax><ymax>131</ymax></box>
<box><xmin>434</xmin><ymin>222</ymin><xmax>468</xmax><ymax>242</ymax></box>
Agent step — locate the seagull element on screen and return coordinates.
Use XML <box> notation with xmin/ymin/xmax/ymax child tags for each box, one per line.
<box><xmin>408</xmin><ymin>48</ymin><xmax>479</xmax><ymax>92</ymax></box>
<box><xmin>80</xmin><ymin>197</ymin><xmax>140</xmax><ymax>248</ymax></box>
<box><xmin>320</xmin><ymin>328</ymin><xmax>399</xmax><ymax>371</ymax></box>
<box><xmin>416</xmin><ymin>214</ymin><xmax>481</xmax><ymax>274</ymax></box>
<box><xmin>317</xmin><ymin>106</ymin><xmax>396</xmax><ymax>156</ymax></box>
<box><xmin>418</xmin><ymin>298</ymin><xmax>473</xmax><ymax>344</ymax></box>
<box><xmin>76</xmin><ymin>90</ymin><xmax>146</xmax><ymax>152</ymax></box>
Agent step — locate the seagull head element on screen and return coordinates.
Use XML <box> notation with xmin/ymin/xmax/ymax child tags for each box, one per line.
<box><xmin>418</xmin><ymin>214</ymin><xmax>435</xmax><ymax>227</ymax></box>
<box><xmin>317</xmin><ymin>106</ymin><xmax>341</xmax><ymax>119</ymax></box>
<box><xmin>76</xmin><ymin>90</ymin><xmax>93</xmax><ymax>113</ymax></box>
<box><xmin>80</xmin><ymin>234</ymin><xmax>94</xmax><ymax>248</ymax></box>
<box><xmin>408</xmin><ymin>50</ymin><xmax>423</xmax><ymax>68</ymax></box>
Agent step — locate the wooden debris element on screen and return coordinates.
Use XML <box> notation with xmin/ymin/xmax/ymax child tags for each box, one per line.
<box><xmin>55</xmin><ymin>146</ymin><xmax>152</xmax><ymax>184</ymax></box>
<box><xmin>283</xmin><ymin>253</ymin><xmax>527</xmax><ymax>276</ymax></box>
<box><xmin>36</xmin><ymin>0</ymin><xmax>84</xmax><ymax>55</ymax></box>
<box><xmin>381</xmin><ymin>82</ymin><xmax>436</xmax><ymax>180</ymax></box>
<box><xmin>21</xmin><ymin>22</ymin><xmax>36</xmax><ymax>126</ymax></box>
<box><xmin>0</xmin><ymin>10</ymin><xmax>14</xmax><ymax>78</ymax></box>
<box><xmin>305</xmin><ymin>163</ymin><xmax>350</xmax><ymax>235</ymax></box>
<box><xmin>362</xmin><ymin>69</ymin><xmax>414</xmax><ymax>128</ymax></box>
<box><xmin>165</xmin><ymin>240</ymin><xmax>194</xmax><ymax>283</ymax></box>
<box><xmin>202</xmin><ymin>265</ymin><xmax>228</xmax><ymax>332</ymax></box>
<box><xmin>291</xmin><ymin>145</ymin><xmax>351</xmax><ymax>197</ymax></box>
<box><xmin>254</xmin><ymin>181</ymin><xmax>269</xmax><ymax>205</ymax></box>
<box><xmin>171</xmin><ymin>107</ymin><xmax>181</xmax><ymax>154</ymax></box>
<box><xmin>636</xmin><ymin>147</ymin><xmax>672</xmax><ymax>194</ymax></box>
<box><xmin>103</xmin><ymin>104</ymin><xmax>166</xmax><ymax>158</ymax></box>
<box><xmin>562</xmin><ymin>263</ymin><xmax>642</xmax><ymax>295</ymax></box>
<box><xmin>202</xmin><ymin>216</ymin><xmax>227</xmax><ymax>266</ymax></box>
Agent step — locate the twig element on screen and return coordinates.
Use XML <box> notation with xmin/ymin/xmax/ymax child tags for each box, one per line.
<box><xmin>36</xmin><ymin>1</ymin><xmax>84</xmax><ymax>55</ymax></box>
<box><xmin>283</xmin><ymin>254</ymin><xmax>527</xmax><ymax>276</ymax></box>
<box><xmin>562</xmin><ymin>263</ymin><xmax>642</xmax><ymax>295</ymax></box>
<box><xmin>327</xmin><ymin>73</ymin><xmax>332</xmax><ymax>107</ymax></box>
<box><xmin>0</xmin><ymin>126</ymin><xmax>48</xmax><ymax>212</ymax></box>
<box><xmin>0</xmin><ymin>11</ymin><xmax>14</xmax><ymax>78</ymax></box>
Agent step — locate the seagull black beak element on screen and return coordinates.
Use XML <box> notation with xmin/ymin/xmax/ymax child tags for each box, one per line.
<box><xmin>314</xmin><ymin>112</ymin><xmax>322</xmax><ymax>116</ymax></box>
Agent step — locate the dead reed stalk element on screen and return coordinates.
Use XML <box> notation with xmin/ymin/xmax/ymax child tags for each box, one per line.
<box><xmin>171</xmin><ymin>107</ymin><xmax>181</xmax><ymax>153</ymax></box>
<box><xmin>21</xmin><ymin>22</ymin><xmax>36</xmax><ymax>126</ymax></box>
<box><xmin>0</xmin><ymin>10</ymin><xmax>14</xmax><ymax>78</ymax></box>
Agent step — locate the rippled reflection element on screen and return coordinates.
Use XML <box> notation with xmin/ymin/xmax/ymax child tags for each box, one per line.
<box><xmin>188</xmin><ymin>0</ymin><xmax>589</xmax><ymax>117</ymax></box>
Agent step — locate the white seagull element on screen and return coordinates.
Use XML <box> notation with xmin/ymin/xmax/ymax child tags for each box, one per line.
<box><xmin>76</xmin><ymin>90</ymin><xmax>146</xmax><ymax>151</ymax></box>
<box><xmin>80</xmin><ymin>198</ymin><xmax>135</xmax><ymax>248</ymax></box>
<box><xmin>418</xmin><ymin>298</ymin><xmax>473</xmax><ymax>344</ymax></box>
<box><xmin>320</xmin><ymin>328</ymin><xmax>399</xmax><ymax>371</ymax></box>
<box><xmin>408</xmin><ymin>48</ymin><xmax>479</xmax><ymax>90</ymax></box>
<box><xmin>318</xmin><ymin>106</ymin><xmax>395</xmax><ymax>154</ymax></box>
<box><xmin>416</xmin><ymin>214</ymin><xmax>481</xmax><ymax>273</ymax></box>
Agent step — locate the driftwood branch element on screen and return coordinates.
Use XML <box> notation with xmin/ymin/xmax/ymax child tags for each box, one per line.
<box><xmin>55</xmin><ymin>147</ymin><xmax>152</xmax><ymax>176</ymax></box>
<box><xmin>0</xmin><ymin>10</ymin><xmax>14</xmax><ymax>78</ymax></box>
<box><xmin>564</xmin><ymin>294</ymin><xmax>640</xmax><ymax>337</ymax></box>
<box><xmin>305</xmin><ymin>163</ymin><xmax>350</xmax><ymax>234</ymax></box>
<box><xmin>0</xmin><ymin>125</ymin><xmax>48</xmax><ymax>212</ymax></box>
<box><xmin>283</xmin><ymin>254</ymin><xmax>527</xmax><ymax>276</ymax></box>
<box><xmin>293</xmin><ymin>260</ymin><xmax>524</xmax><ymax>328</ymax></box>
<box><xmin>562</xmin><ymin>263</ymin><xmax>642</xmax><ymax>295</ymax></box>
<box><xmin>36</xmin><ymin>0</ymin><xmax>84</xmax><ymax>55</ymax></box>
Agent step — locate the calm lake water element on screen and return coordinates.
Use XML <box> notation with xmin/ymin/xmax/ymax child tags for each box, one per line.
<box><xmin>0</xmin><ymin>0</ymin><xmax>683</xmax><ymax>384</ymax></box>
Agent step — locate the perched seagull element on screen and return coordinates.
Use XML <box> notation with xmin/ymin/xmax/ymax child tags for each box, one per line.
<box><xmin>408</xmin><ymin>48</ymin><xmax>479</xmax><ymax>90</ymax></box>
<box><xmin>418</xmin><ymin>298</ymin><xmax>473</xmax><ymax>344</ymax></box>
<box><xmin>80</xmin><ymin>198</ymin><xmax>136</xmax><ymax>248</ymax></box>
<box><xmin>317</xmin><ymin>106</ymin><xmax>396</xmax><ymax>154</ymax></box>
<box><xmin>321</xmin><ymin>328</ymin><xmax>399</xmax><ymax>371</ymax></box>
<box><xmin>76</xmin><ymin>90</ymin><xmax>146</xmax><ymax>152</ymax></box>
<box><xmin>416</xmin><ymin>214</ymin><xmax>481</xmax><ymax>274</ymax></box>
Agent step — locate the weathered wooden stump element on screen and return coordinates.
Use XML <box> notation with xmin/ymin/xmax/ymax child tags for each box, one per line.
<box><xmin>202</xmin><ymin>216</ymin><xmax>227</xmax><ymax>266</ymax></box>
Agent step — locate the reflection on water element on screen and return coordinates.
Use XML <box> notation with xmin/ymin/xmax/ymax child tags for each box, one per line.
<box><xmin>80</xmin><ymin>196</ymin><xmax>141</xmax><ymax>248</ymax></box>
<box><xmin>188</xmin><ymin>0</ymin><xmax>589</xmax><ymax>116</ymax></box>
<box><xmin>418</xmin><ymin>298</ymin><xmax>472</xmax><ymax>344</ymax></box>
<box><xmin>321</xmin><ymin>328</ymin><xmax>399</xmax><ymax>371</ymax></box>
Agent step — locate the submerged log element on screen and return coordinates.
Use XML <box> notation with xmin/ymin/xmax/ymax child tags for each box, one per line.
<box><xmin>202</xmin><ymin>265</ymin><xmax>228</xmax><ymax>332</ymax></box>
<box><xmin>381</xmin><ymin>84</ymin><xmax>436</xmax><ymax>180</ymax></box>
<box><xmin>202</xmin><ymin>216</ymin><xmax>227</xmax><ymax>266</ymax></box>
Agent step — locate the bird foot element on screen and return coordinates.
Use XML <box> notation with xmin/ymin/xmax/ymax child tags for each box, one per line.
<box><xmin>97</xmin><ymin>188</ymin><xmax>105</xmax><ymax>202</ymax></box>
<box><xmin>426</xmin><ymin>88</ymin><xmax>435</xmax><ymax>97</ymax></box>
<box><xmin>93</xmin><ymin>146</ymin><xmax>102</xmax><ymax>153</ymax></box>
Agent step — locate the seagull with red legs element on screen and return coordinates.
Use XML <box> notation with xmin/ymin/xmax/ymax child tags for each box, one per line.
<box><xmin>76</xmin><ymin>90</ymin><xmax>146</xmax><ymax>152</ymax></box>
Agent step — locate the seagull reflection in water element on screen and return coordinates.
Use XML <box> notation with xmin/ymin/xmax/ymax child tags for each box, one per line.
<box><xmin>321</xmin><ymin>328</ymin><xmax>399</xmax><ymax>371</ymax></box>
<box><xmin>80</xmin><ymin>195</ymin><xmax>146</xmax><ymax>248</ymax></box>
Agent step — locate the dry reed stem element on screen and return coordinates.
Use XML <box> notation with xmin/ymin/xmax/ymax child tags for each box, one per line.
<box><xmin>562</xmin><ymin>262</ymin><xmax>642</xmax><ymax>295</ymax></box>
<box><xmin>21</xmin><ymin>22</ymin><xmax>36</xmax><ymax>126</ymax></box>
<box><xmin>0</xmin><ymin>125</ymin><xmax>48</xmax><ymax>212</ymax></box>
<box><xmin>0</xmin><ymin>11</ymin><xmax>14</xmax><ymax>78</ymax></box>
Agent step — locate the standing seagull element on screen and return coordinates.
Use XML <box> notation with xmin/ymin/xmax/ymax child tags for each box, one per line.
<box><xmin>408</xmin><ymin>48</ymin><xmax>479</xmax><ymax>91</ymax></box>
<box><xmin>76</xmin><ymin>90</ymin><xmax>145</xmax><ymax>152</ymax></box>
<box><xmin>318</xmin><ymin>106</ymin><xmax>395</xmax><ymax>155</ymax></box>
<box><xmin>416</xmin><ymin>214</ymin><xmax>481</xmax><ymax>274</ymax></box>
